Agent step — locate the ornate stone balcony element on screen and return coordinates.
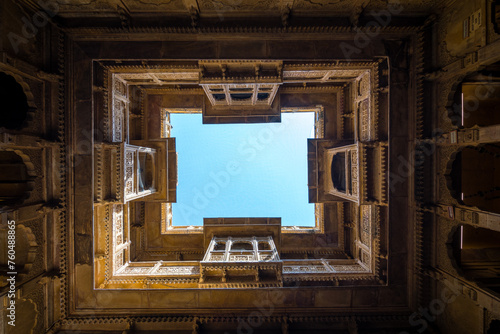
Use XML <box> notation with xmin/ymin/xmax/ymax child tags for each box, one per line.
<box><xmin>199</xmin><ymin>236</ymin><xmax>283</xmax><ymax>288</ymax></box>
<box><xmin>308</xmin><ymin>141</ymin><xmax>388</xmax><ymax>205</ymax></box>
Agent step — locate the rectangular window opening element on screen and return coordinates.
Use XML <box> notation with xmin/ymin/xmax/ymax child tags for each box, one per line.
<box><xmin>161</xmin><ymin>107</ymin><xmax>324</xmax><ymax>233</ymax></box>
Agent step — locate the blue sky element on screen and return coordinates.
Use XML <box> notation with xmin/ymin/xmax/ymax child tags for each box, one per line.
<box><xmin>170</xmin><ymin>112</ymin><xmax>315</xmax><ymax>226</ymax></box>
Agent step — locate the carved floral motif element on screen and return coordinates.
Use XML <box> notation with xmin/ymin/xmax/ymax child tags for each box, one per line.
<box><xmin>330</xmin><ymin>264</ymin><xmax>366</xmax><ymax>273</ymax></box>
<box><xmin>359</xmin><ymin>99</ymin><xmax>371</xmax><ymax>141</ymax></box>
<box><xmin>155</xmin><ymin>266</ymin><xmax>200</xmax><ymax>275</ymax></box>
<box><xmin>124</xmin><ymin>150</ymin><xmax>134</xmax><ymax>196</ymax></box>
<box><xmin>360</xmin><ymin>205</ymin><xmax>371</xmax><ymax>246</ymax></box>
<box><xmin>283</xmin><ymin>265</ymin><xmax>328</xmax><ymax>273</ymax></box>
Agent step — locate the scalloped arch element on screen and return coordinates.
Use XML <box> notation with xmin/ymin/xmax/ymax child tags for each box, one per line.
<box><xmin>0</xmin><ymin>70</ymin><xmax>37</xmax><ymax>130</ymax></box>
<box><xmin>0</xmin><ymin>149</ymin><xmax>36</xmax><ymax>209</ymax></box>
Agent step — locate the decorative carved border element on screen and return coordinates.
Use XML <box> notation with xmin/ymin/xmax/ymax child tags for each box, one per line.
<box><xmin>66</xmin><ymin>25</ymin><xmax>421</xmax><ymax>39</ymax></box>
<box><xmin>96</xmin><ymin>200</ymin><xmax>383</xmax><ymax>289</ymax></box>
<box><xmin>91</xmin><ymin>58</ymin><xmax>391</xmax><ymax>289</ymax></box>
<box><xmin>158</xmin><ymin>106</ymin><xmax>327</xmax><ymax>235</ymax></box>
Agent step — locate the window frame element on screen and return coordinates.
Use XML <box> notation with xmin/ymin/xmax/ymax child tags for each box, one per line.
<box><xmin>160</xmin><ymin>106</ymin><xmax>326</xmax><ymax>234</ymax></box>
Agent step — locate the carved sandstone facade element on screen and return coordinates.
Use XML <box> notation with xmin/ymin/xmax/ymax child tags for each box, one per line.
<box><xmin>1</xmin><ymin>0</ymin><xmax>500</xmax><ymax>333</ymax></box>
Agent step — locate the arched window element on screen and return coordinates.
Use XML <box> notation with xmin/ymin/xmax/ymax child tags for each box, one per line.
<box><xmin>0</xmin><ymin>72</ymin><xmax>32</xmax><ymax>130</ymax></box>
<box><xmin>0</xmin><ymin>151</ymin><xmax>35</xmax><ymax>208</ymax></box>
<box><xmin>0</xmin><ymin>225</ymin><xmax>37</xmax><ymax>274</ymax></box>
<box><xmin>450</xmin><ymin>65</ymin><xmax>500</xmax><ymax>127</ymax></box>
<box><xmin>447</xmin><ymin>145</ymin><xmax>500</xmax><ymax>214</ymax></box>
<box><xmin>451</xmin><ymin>225</ymin><xmax>500</xmax><ymax>295</ymax></box>
<box><xmin>138</xmin><ymin>152</ymin><xmax>154</xmax><ymax>192</ymax></box>
<box><xmin>331</xmin><ymin>152</ymin><xmax>346</xmax><ymax>192</ymax></box>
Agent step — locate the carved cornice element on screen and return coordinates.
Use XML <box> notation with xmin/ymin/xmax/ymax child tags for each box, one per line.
<box><xmin>280</xmin><ymin>249</ymin><xmax>346</xmax><ymax>254</ymax></box>
<box><xmin>58</xmin><ymin>313</ymin><xmax>412</xmax><ymax>328</ymax></box>
<box><xmin>66</xmin><ymin>25</ymin><xmax>421</xmax><ymax>39</ymax></box>
<box><xmin>280</xmin><ymin>85</ymin><xmax>342</xmax><ymax>93</ymax></box>
<box><xmin>102</xmin><ymin>63</ymin><xmax>199</xmax><ymax>71</ymax></box>
<box><xmin>284</xmin><ymin>61</ymin><xmax>379</xmax><ymax>70</ymax></box>
<box><xmin>412</xmin><ymin>31</ymin><xmax>426</xmax><ymax>304</ymax></box>
<box><xmin>143</xmin><ymin>88</ymin><xmax>204</xmax><ymax>95</ymax></box>
<box><xmin>102</xmin><ymin>68</ymin><xmax>110</xmax><ymax>142</ymax></box>
<box><xmin>283</xmin><ymin>274</ymin><xmax>380</xmax><ymax>283</ymax></box>
<box><xmin>415</xmin><ymin>31</ymin><xmax>425</xmax><ymax>140</ymax></box>
<box><xmin>109</xmin><ymin>277</ymin><xmax>198</xmax><ymax>285</ymax></box>
<box><xmin>56</xmin><ymin>28</ymin><xmax>68</xmax><ymax>320</ymax></box>
<box><xmin>95</xmin><ymin>146</ymin><xmax>103</xmax><ymax>202</ymax></box>
<box><xmin>414</xmin><ymin>208</ymin><xmax>424</xmax><ymax>305</ymax></box>
<box><xmin>140</xmin><ymin>250</ymin><xmax>204</xmax><ymax>256</ymax></box>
